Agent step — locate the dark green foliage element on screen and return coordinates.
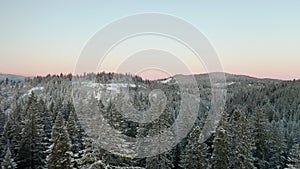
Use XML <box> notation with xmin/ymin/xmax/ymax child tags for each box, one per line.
<box><xmin>67</xmin><ymin>111</ymin><xmax>82</xmax><ymax>168</ymax></box>
<box><xmin>1</xmin><ymin>147</ymin><xmax>17</xmax><ymax>169</ymax></box>
<box><xmin>47</xmin><ymin>112</ymin><xmax>72</xmax><ymax>169</ymax></box>
<box><xmin>3</xmin><ymin>104</ymin><xmax>22</xmax><ymax>162</ymax></box>
<box><xmin>17</xmin><ymin>92</ymin><xmax>46</xmax><ymax>169</ymax></box>
<box><xmin>287</xmin><ymin>144</ymin><xmax>300</xmax><ymax>169</ymax></box>
<box><xmin>269</xmin><ymin>120</ymin><xmax>287</xmax><ymax>168</ymax></box>
<box><xmin>251</xmin><ymin>108</ymin><xmax>271</xmax><ymax>169</ymax></box>
<box><xmin>179</xmin><ymin>126</ymin><xmax>208</xmax><ymax>169</ymax></box>
<box><xmin>212</xmin><ymin>112</ymin><xmax>231</xmax><ymax>169</ymax></box>
<box><xmin>230</xmin><ymin>110</ymin><xmax>255</xmax><ymax>169</ymax></box>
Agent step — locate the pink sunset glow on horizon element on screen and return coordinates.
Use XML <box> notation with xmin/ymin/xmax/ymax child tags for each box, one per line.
<box><xmin>2</xmin><ymin>66</ymin><xmax>299</xmax><ymax>81</ymax></box>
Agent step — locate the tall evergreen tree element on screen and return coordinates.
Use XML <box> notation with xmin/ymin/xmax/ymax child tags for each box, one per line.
<box><xmin>39</xmin><ymin>100</ymin><xmax>54</xmax><ymax>164</ymax></box>
<box><xmin>145</xmin><ymin>151</ymin><xmax>174</xmax><ymax>169</ymax></box>
<box><xmin>47</xmin><ymin>112</ymin><xmax>72</xmax><ymax>169</ymax></box>
<box><xmin>1</xmin><ymin>146</ymin><xmax>17</xmax><ymax>169</ymax></box>
<box><xmin>212</xmin><ymin>112</ymin><xmax>231</xmax><ymax>169</ymax></box>
<box><xmin>17</xmin><ymin>92</ymin><xmax>46</xmax><ymax>169</ymax></box>
<box><xmin>2</xmin><ymin>103</ymin><xmax>22</xmax><ymax>163</ymax></box>
<box><xmin>251</xmin><ymin>107</ymin><xmax>271</xmax><ymax>169</ymax></box>
<box><xmin>77</xmin><ymin>135</ymin><xmax>103</xmax><ymax>169</ymax></box>
<box><xmin>144</xmin><ymin>102</ymin><xmax>175</xmax><ymax>169</ymax></box>
<box><xmin>286</xmin><ymin>144</ymin><xmax>300</xmax><ymax>169</ymax></box>
<box><xmin>179</xmin><ymin>126</ymin><xmax>208</xmax><ymax>169</ymax></box>
<box><xmin>230</xmin><ymin>110</ymin><xmax>255</xmax><ymax>169</ymax></box>
<box><xmin>269</xmin><ymin>120</ymin><xmax>287</xmax><ymax>168</ymax></box>
<box><xmin>67</xmin><ymin>111</ymin><xmax>81</xmax><ymax>168</ymax></box>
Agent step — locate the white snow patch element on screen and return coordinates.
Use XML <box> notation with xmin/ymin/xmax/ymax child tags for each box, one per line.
<box><xmin>214</xmin><ymin>82</ymin><xmax>236</xmax><ymax>87</ymax></box>
<box><xmin>81</xmin><ymin>81</ymin><xmax>137</xmax><ymax>100</ymax></box>
<box><xmin>28</xmin><ymin>87</ymin><xmax>44</xmax><ymax>93</ymax></box>
<box><xmin>106</xmin><ymin>83</ymin><xmax>136</xmax><ymax>91</ymax></box>
<box><xmin>23</xmin><ymin>87</ymin><xmax>44</xmax><ymax>97</ymax></box>
<box><xmin>227</xmin><ymin>82</ymin><xmax>236</xmax><ymax>86</ymax></box>
<box><xmin>83</xmin><ymin>81</ymin><xmax>136</xmax><ymax>90</ymax></box>
<box><xmin>160</xmin><ymin>78</ymin><xmax>173</xmax><ymax>83</ymax></box>
<box><xmin>94</xmin><ymin>91</ymin><xmax>102</xmax><ymax>100</ymax></box>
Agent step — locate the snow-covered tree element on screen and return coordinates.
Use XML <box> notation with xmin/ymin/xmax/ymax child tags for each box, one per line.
<box><xmin>212</xmin><ymin>112</ymin><xmax>231</xmax><ymax>169</ymax></box>
<box><xmin>47</xmin><ymin>111</ymin><xmax>72</xmax><ymax>169</ymax></box>
<box><xmin>77</xmin><ymin>136</ymin><xmax>103</xmax><ymax>169</ymax></box>
<box><xmin>251</xmin><ymin>107</ymin><xmax>271</xmax><ymax>169</ymax></box>
<box><xmin>1</xmin><ymin>147</ymin><xmax>17</xmax><ymax>169</ymax></box>
<box><xmin>230</xmin><ymin>110</ymin><xmax>255</xmax><ymax>169</ymax></box>
<box><xmin>40</xmin><ymin>100</ymin><xmax>54</xmax><ymax>163</ymax></box>
<box><xmin>67</xmin><ymin>110</ymin><xmax>82</xmax><ymax>168</ymax></box>
<box><xmin>17</xmin><ymin>92</ymin><xmax>46</xmax><ymax>168</ymax></box>
<box><xmin>144</xmin><ymin>104</ymin><xmax>175</xmax><ymax>169</ymax></box>
<box><xmin>145</xmin><ymin>151</ymin><xmax>174</xmax><ymax>169</ymax></box>
<box><xmin>179</xmin><ymin>126</ymin><xmax>208</xmax><ymax>169</ymax></box>
<box><xmin>269</xmin><ymin>120</ymin><xmax>287</xmax><ymax>168</ymax></box>
<box><xmin>286</xmin><ymin>144</ymin><xmax>300</xmax><ymax>169</ymax></box>
<box><xmin>2</xmin><ymin>103</ymin><xmax>22</xmax><ymax>162</ymax></box>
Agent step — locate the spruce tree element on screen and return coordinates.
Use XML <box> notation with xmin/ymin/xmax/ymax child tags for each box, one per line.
<box><xmin>3</xmin><ymin>103</ymin><xmax>22</xmax><ymax>163</ymax></box>
<box><xmin>145</xmin><ymin>151</ymin><xmax>174</xmax><ymax>169</ymax></box>
<box><xmin>17</xmin><ymin>92</ymin><xmax>46</xmax><ymax>169</ymax></box>
<box><xmin>269</xmin><ymin>120</ymin><xmax>287</xmax><ymax>168</ymax></box>
<box><xmin>77</xmin><ymin>135</ymin><xmax>103</xmax><ymax>169</ymax></box>
<box><xmin>230</xmin><ymin>110</ymin><xmax>255</xmax><ymax>169</ymax></box>
<box><xmin>287</xmin><ymin>144</ymin><xmax>300</xmax><ymax>169</ymax></box>
<box><xmin>47</xmin><ymin>112</ymin><xmax>72</xmax><ymax>169</ymax></box>
<box><xmin>251</xmin><ymin>107</ymin><xmax>271</xmax><ymax>169</ymax></box>
<box><xmin>144</xmin><ymin>106</ymin><xmax>175</xmax><ymax>169</ymax></box>
<box><xmin>67</xmin><ymin>110</ymin><xmax>82</xmax><ymax>168</ymax></box>
<box><xmin>179</xmin><ymin>126</ymin><xmax>208</xmax><ymax>169</ymax></box>
<box><xmin>212</xmin><ymin>112</ymin><xmax>231</xmax><ymax>169</ymax></box>
<box><xmin>1</xmin><ymin>146</ymin><xmax>17</xmax><ymax>169</ymax></box>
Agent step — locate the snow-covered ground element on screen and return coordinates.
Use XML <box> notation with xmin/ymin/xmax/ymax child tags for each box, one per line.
<box><xmin>160</xmin><ymin>78</ymin><xmax>173</xmax><ymax>83</ymax></box>
<box><xmin>227</xmin><ymin>82</ymin><xmax>236</xmax><ymax>86</ymax></box>
<box><xmin>23</xmin><ymin>86</ymin><xmax>44</xmax><ymax>97</ymax></box>
<box><xmin>78</xmin><ymin>81</ymin><xmax>137</xmax><ymax>101</ymax></box>
<box><xmin>82</xmin><ymin>81</ymin><xmax>136</xmax><ymax>91</ymax></box>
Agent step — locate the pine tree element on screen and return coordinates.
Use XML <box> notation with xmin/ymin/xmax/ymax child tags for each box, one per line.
<box><xmin>17</xmin><ymin>92</ymin><xmax>46</xmax><ymax>169</ymax></box>
<box><xmin>47</xmin><ymin>112</ymin><xmax>72</xmax><ymax>169</ymax></box>
<box><xmin>251</xmin><ymin>108</ymin><xmax>271</xmax><ymax>169</ymax></box>
<box><xmin>212</xmin><ymin>112</ymin><xmax>231</xmax><ymax>169</ymax></box>
<box><xmin>269</xmin><ymin>120</ymin><xmax>287</xmax><ymax>168</ymax></box>
<box><xmin>67</xmin><ymin>111</ymin><xmax>82</xmax><ymax>168</ymax></box>
<box><xmin>77</xmin><ymin>135</ymin><xmax>103</xmax><ymax>169</ymax></box>
<box><xmin>0</xmin><ymin>110</ymin><xmax>6</xmax><ymax>159</ymax></box>
<box><xmin>230</xmin><ymin>110</ymin><xmax>255</xmax><ymax>169</ymax></box>
<box><xmin>286</xmin><ymin>144</ymin><xmax>300</xmax><ymax>169</ymax></box>
<box><xmin>40</xmin><ymin>101</ymin><xmax>54</xmax><ymax>164</ymax></box>
<box><xmin>143</xmin><ymin>110</ymin><xmax>175</xmax><ymax>169</ymax></box>
<box><xmin>3</xmin><ymin>103</ymin><xmax>22</xmax><ymax>162</ymax></box>
<box><xmin>145</xmin><ymin>151</ymin><xmax>174</xmax><ymax>169</ymax></box>
<box><xmin>144</xmin><ymin>106</ymin><xmax>174</xmax><ymax>169</ymax></box>
<box><xmin>179</xmin><ymin>126</ymin><xmax>208</xmax><ymax>169</ymax></box>
<box><xmin>1</xmin><ymin>147</ymin><xmax>17</xmax><ymax>169</ymax></box>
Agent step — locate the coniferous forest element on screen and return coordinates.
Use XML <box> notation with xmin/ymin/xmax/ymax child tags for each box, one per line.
<box><xmin>0</xmin><ymin>72</ymin><xmax>299</xmax><ymax>169</ymax></box>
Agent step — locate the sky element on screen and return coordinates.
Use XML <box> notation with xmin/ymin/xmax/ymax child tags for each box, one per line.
<box><xmin>0</xmin><ymin>1</ymin><xmax>299</xmax><ymax>80</ymax></box>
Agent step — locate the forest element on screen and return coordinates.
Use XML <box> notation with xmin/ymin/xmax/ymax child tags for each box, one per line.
<box><xmin>0</xmin><ymin>72</ymin><xmax>299</xmax><ymax>169</ymax></box>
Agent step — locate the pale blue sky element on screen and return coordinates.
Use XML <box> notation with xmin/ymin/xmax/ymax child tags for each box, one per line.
<box><xmin>0</xmin><ymin>1</ymin><xmax>299</xmax><ymax>79</ymax></box>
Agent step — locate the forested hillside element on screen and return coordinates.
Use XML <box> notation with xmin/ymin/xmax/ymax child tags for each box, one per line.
<box><xmin>0</xmin><ymin>72</ymin><xmax>299</xmax><ymax>169</ymax></box>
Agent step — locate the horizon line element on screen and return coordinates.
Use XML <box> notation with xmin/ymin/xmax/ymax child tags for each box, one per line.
<box><xmin>1</xmin><ymin>71</ymin><xmax>299</xmax><ymax>81</ymax></box>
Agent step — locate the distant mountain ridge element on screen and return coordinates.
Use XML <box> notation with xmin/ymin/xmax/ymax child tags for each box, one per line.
<box><xmin>173</xmin><ymin>72</ymin><xmax>282</xmax><ymax>81</ymax></box>
<box><xmin>158</xmin><ymin>72</ymin><xmax>283</xmax><ymax>85</ymax></box>
<box><xmin>0</xmin><ymin>73</ymin><xmax>26</xmax><ymax>81</ymax></box>
<box><xmin>0</xmin><ymin>72</ymin><xmax>290</xmax><ymax>83</ymax></box>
